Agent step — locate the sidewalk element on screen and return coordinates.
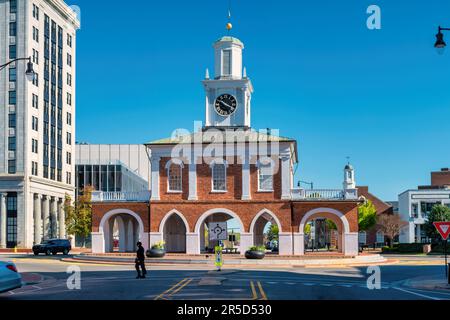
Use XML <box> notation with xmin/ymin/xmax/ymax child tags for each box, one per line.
<box><xmin>403</xmin><ymin>274</ymin><xmax>450</xmax><ymax>291</ymax></box>
<box><xmin>65</xmin><ymin>253</ymin><xmax>388</xmax><ymax>268</ymax></box>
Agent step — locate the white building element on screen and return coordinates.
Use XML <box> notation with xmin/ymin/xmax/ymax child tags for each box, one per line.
<box><xmin>399</xmin><ymin>189</ymin><xmax>450</xmax><ymax>243</ymax></box>
<box><xmin>0</xmin><ymin>0</ymin><xmax>80</xmax><ymax>248</ymax></box>
<box><xmin>75</xmin><ymin>144</ymin><xmax>150</xmax><ymax>198</ymax></box>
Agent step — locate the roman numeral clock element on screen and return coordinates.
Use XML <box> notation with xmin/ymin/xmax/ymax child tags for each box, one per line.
<box><xmin>203</xmin><ymin>36</ymin><xmax>253</xmax><ymax>128</ymax></box>
<box><xmin>214</xmin><ymin>94</ymin><xmax>237</xmax><ymax>116</ymax></box>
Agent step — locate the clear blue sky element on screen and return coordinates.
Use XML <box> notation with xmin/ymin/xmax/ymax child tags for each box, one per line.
<box><xmin>70</xmin><ymin>0</ymin><xmax>450</xmax><ymax>201</ymax></box>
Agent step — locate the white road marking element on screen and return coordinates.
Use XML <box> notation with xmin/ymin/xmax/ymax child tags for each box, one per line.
<box><xmin>392</xmin><ymin>287</ymin><xmax>441</xmax><ymax>300</ymax></box>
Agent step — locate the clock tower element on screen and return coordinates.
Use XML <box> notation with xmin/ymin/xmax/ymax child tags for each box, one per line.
<box><xmin>203</xmin><ymin>35</ymin><xmax>253</xmax><ymax>128</ymax></box>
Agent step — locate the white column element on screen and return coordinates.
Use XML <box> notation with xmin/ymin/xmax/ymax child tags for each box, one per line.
<box><xmin>151</xmin><ymin>156</ymin><xmax>161</xmax><ymax>200</ymax></box>
<box><xmin>293</xmin><ymin>233</ymin><xmax>304</xmax><ymax>255</ymax></box>
<box><xmin>186</xmin><ymin>232</ymin><xmax>200</xmax><ymax>254</ymax></box>
<box><xmin>239</xmin><ymin>232</ymin><xmax>253</xmax><ymax>255</ymax></box>
<box><xmin>241</xmin><ymin>150</ymin><xmax>251</xmax><ymax>200</ymax></box>
<box><xmin>416</xmin><ymin>224</ymin><xmax>421</xmax><ymax>243</ymax></box>
<box><xmin>91</xmin><ymin>232</ymin><xmax>105</xmax><ymax>254</ymax></box>
<box><xmin>280</xmin><ymin>154</ymin><xmax>291</xmax><ymax>200</ymax></box>
<box><xmin>33</xmin><ymin>194</ymin><xmax>42</xmax><ymax>244</ymax></box>
<box><xmin>126</xmin><ymin>219</ymin><xmax>134</xmax><ymax>252</ymax></box>
<box><xmin>278</xmin><ymin>232</ymin><xmax>293</xmax><ymax>255</ymax></box>
<box><xmin>50</xmin><ymin>197</ymin><xmax>58</xmax><ymax>239</ymax></box>
<box><xmin>58</xmin><ymin>199</ymin><xmax>65</xmax><ymax>239</ymax></box>
<box><xmin>344</xmin><ymin>232</ymin><xmax>359</xmax><ymax>256</ymax></box>
<box><xmin>42</xmin><ymin>196</ymin><xmax>50</xmax><ymax>240</ymax></box>
<box><xmin>0</xmin><ymin>193</ymin><xmax>7</xmax><ymax>249</ymax></box>
<box><xmin>188</xmin><ymin>159</ymin><xmax>198</xmax><ymax>200</ymax></box>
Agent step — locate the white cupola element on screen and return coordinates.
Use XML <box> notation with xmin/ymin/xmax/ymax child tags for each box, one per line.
<box><xmin>343</xmin><ymin>162</ymin><xmax>356</xmax><ymax>189</ymax></box>
<box><xmin>213</xmin><ymin>36</ymin><xmax>244</xmax><ymax>80</ymax></box>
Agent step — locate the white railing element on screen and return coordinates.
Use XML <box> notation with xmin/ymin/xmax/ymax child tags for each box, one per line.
<box><xmin>91</xmin><ymin>191</ymin><xmax>151</xmax><ymax>202</ymax></box>
<box><xmin>291</xmin><ymin>188</ymin><xmax>358</xmax><ymax>200</ymax></box>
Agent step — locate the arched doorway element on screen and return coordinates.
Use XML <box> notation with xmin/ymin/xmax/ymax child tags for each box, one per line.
<box><xmin>99</xmin><ymin>209</ymin><xmax>144</xmax><ymax>253</ymax></box>
<box><xmin>299</xmin><ymin>208</ymin><xmax>351</xmax><ymax>255</ymax></box>
<box><xmin>160</xmin><ymin>210</ymin><xmax>188</xmax><ymax>253</ymax></box>
<box><xmin>250</xmin><ymin>210</ymin><xmax>282</xmax><ymax>255</ymax></box>
<box><xmin>195</xmin><ymin>208</ymin><xmax>244</xmax><ymax>254</ymax></box>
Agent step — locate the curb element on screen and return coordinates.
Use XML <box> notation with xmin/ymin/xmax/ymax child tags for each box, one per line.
<box><xmin>64</xmin><ymin>254</ymin><xmax>388</xmax><ymax>268</ymax></box>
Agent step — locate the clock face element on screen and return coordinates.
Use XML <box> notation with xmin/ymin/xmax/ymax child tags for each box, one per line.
<box><xmin>214</xmin><ymin>94</ymin><xmax>237</xmax><ymax>116</ymax></box>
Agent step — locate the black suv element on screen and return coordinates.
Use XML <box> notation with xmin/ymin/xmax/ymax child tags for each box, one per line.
<box><xmin>33</xmin><ymin>239</ymin><xmax>71</xmax><ymax>256</ymax></box>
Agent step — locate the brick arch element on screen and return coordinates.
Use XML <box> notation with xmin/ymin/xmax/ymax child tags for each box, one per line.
<box><xmin>99</xmin><ymin>208</ymin><xmax>145</xmax><ymax>236</ymax></box>
<box><xmin>159</xmin><ymin>209</ymin><xmax>190</xmax><ymax>233</ymax></box>
<box><xmin>298</xmin><ymin>207</ymin><xmax>350</xmax><ymax>235</ymax></box>
<box><xmin>250</xmin><ymin>208</ymin><xmax>283</xmax><ymax>233</ymax></box>
<box><xmin>194</xmin><ymin>208</ymin><xmax>244</xmax><ymax>234</ymax></box>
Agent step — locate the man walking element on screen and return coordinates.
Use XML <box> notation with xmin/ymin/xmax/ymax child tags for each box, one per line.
<box><xmin>135</xmin><ymin>241</ymin><xmax>147</xmax><ymax>279</ymax></box>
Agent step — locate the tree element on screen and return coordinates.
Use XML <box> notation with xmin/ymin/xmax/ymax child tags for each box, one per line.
<box><xmin>358</xmin><ymin>199</ymin><xmax>377</xmax><ymax>232</ymax></box>
<box><xmin>424</xmin><ymin>204</ymin><xmax>450</xmax><ymax>241</ymax></box>
<box><xmin>266</xmin><ymin>224</ymin><xmax>279</xmax><ymax>242</ymax></box>
<box><xmin>377</xmin><ymin>214</ymin><xmax>407</xmax><ymax>247</ymax></box>
<box><xmin>65</xmin><ymin>186</ymin><xmax>93</xmax><ymax>248</ymax></box>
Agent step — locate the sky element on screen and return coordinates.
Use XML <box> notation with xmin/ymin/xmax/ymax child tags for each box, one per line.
<box><xmin>69</xmin><ymin>0</ymin><xmax>450</xmax><ymax>201</ymax></box>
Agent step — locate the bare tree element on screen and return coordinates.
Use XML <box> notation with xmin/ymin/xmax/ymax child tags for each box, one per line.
<box><xmin>377</xmin><ymin>214</ymin><xmax>408</xmax><ymax>248</ymax></box>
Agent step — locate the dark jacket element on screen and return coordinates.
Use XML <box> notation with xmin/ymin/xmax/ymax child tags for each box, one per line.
<box><xmin>136</xmin><ymin>246</ymin><xmax>145</xmax><ymax>262</ymax></box>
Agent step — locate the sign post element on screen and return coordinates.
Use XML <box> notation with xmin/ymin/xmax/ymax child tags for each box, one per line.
<box><xmin>433</xmin><ymin>222</ymin><xmax>450</xmax><ymax>283</ymax></box>
<box><xmin>209</xmin><ymin>222</ymin><xmax>227</xmax><ymax>272</ymax></box>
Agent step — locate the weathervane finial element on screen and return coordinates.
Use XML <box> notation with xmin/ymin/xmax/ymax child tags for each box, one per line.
<box><xmin>226</xmin><ymin>0</ymin><xmax>232</xmax><ymax>33</ymax></box>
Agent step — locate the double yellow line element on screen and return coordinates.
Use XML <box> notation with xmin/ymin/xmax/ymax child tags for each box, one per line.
<box><xmin>154</xmin><ymin>278</ymin><xmax>193</xmax><ymax>300</ymax></box>
<box><xmin>250</xmin><ymin>281</ymin><xmax>267</xmax><ymax>300</ymax></box>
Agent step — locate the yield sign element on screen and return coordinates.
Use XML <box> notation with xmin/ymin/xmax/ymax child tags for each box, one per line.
<box><xmin>433</xmin><ymin>222</ymin><xmax>450</xmax><ymax>240</ymax></box>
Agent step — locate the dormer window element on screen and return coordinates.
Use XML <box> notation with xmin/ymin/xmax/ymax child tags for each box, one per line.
<box><xmin>222</xmin><ymin>50</ymin><xmax>231</xmax><ymax>76</ymax></box>
<box><xmin>166</xmin><ymin>159</ymin><xmax>183</xmax><ymax>192</ymax></box>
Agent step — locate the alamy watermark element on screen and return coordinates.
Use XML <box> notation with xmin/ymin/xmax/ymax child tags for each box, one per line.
<box><xmin>66</xmin><ymin>265</ymin><xmax>81</xmax><ymax>290</ymax></box>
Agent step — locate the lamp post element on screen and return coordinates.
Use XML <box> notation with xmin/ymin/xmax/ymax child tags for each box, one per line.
<box><xmin>298</xmin><ymin>180</ymin><xmax>314</xmax><ymax>190</ymax></box>
<box><xmin>0</xmin><ymin>56</ymin><xmax>35</xmax><ymax>81</ymax></box>
<box><xmin>434</xmin><ymin>26</ymin><xmax>450</xmax><ymax>55</ymax></box>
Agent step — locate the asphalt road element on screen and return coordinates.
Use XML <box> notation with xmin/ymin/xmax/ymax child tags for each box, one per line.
<box><xmin>0</xmin><ymin>254</ymin><xmax>449</xmax><ymax>300</ymax></box>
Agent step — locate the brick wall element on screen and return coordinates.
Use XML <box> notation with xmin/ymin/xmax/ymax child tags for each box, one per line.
<box><xmin>431</xmin><ymin>170</ymin><xmax>450</xmax><ymax>187</ymax></box>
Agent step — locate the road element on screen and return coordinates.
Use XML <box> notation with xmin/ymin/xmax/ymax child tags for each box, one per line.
<box><xmin>0</xmin><ymin>254</ymin><xmax>449</xmax><ymax>300</ymax></box>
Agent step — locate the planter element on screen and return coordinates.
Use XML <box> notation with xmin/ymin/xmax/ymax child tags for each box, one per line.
<box><xmin>245</xmin><ymin>250</ymin><xmax>265</xmax><ymax>260</ymax></box>
<box><xmin>146</xmin><ymin>248</ymin><xmax>166</xmax><ymax>258</ymax></box>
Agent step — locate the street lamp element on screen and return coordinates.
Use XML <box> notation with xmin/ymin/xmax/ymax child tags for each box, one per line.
<box><xmin>298</xmin><ymin>180</ymin><xmax>314</xmax><ymax>190</ymax></box>
<box><xmin>0</xmin><ymin>56</ymin><xmax>35</xmax><ymax>81</ymax></box>
<box><xmin>434</xmin><ymin>26</ymin><xmax>450</xmax><ymax>55</ymax></box>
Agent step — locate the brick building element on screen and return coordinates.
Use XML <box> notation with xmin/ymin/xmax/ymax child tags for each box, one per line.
<box><xmin>90</xmin><ymin>33</ymin><xmax>361</xmax><ymax>256</ymax></box>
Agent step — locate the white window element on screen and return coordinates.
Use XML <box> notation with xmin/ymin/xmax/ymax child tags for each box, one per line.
<box><xmin>257</xmin><ymin>158</ymin><xmax>274</xmax><ymax>191</ymax></box>
<box><xmin>167</xmin><ymin>162</ymin><xmax>182</xmax><ymax>192</ymax></box>
<box><xmin>211</xmin><ymin>161</ymin><xmax>227</xmax><ymax>192</ymax></box>
<box><xmin>222</xmin><ymin>50</ymin><xmax>231</xmax><ymax>76</ymax></box>
<box><xmin>358</xmin><ymin>231</ymin><xmax>367</xmax><ymax>244</ymax></box>
<box><xmin>376</xmin><ymin>231</ymin><xmax>384</xmax><ymax>243</ymax></box>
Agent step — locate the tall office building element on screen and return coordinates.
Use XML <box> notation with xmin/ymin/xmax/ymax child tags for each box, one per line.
<box><xmin>0</xmin><ymin>0</ymin><xmax>80</xmax><ymax>248</ymax></box>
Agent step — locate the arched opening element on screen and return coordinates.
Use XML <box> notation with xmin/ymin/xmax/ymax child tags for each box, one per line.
<box><xmin>195</xmin><ymin>209</ymin><xmax>243</xmax><ymax>254</ymax></box>
<box><xmin>99</xmin><ymin>209</ymin><xmax>144</xmax><ymax>253</ymax></box>
<box><xmin>304</xmin><ymin>218</ymin><xmax>341</xmax><ymax>253</ymax></box>
<box><xmin>161</xmin><ymin>211</ymin><xmax>188</xmax><ymax>253</ymax></box>
<box><xmin>300</xmin><ymin>208</ymin><xmax>350</xmax><ymax>255</ymax></box>
<box><xmin>251</xmin><ymin>210</ymin><xmax>282</xmax><ymax>255</ymax></box>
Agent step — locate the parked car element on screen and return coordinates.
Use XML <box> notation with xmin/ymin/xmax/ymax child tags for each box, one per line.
<box><xmin>0</xmin><ymin>261</ymin><xmax>22</xmax><ymax>293</ymax></box>
<box><xmin>32</xmin><ymin>239</ymin><xmax>71</xmax><ymax>256</ymax></box>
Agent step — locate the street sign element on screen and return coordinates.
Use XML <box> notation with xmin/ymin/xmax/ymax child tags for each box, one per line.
<box><xmin>433</xmin><ymin>222</ymin><xmax>450</xmax><ymax>240</ymax></box>
<box><xmin>209</xmin><ymin>222</ymin><xmax>228</xmax><ymax>241</ymax></box>
<box><xmin>433</xmin><ymin>222</ymin><xmax>450</xmax><ymax>284</ymax></box>
<box><xmin>214</xmin><ymin>246</ymin><xmax>223</xmax><ymax>270</ymax></box>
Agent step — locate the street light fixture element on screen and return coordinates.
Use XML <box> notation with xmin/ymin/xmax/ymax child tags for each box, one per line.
<box><xmin>435</xmin><ymin>26</ymin><xmax>450</xmax><ymax>55</ymax></box>
<box><xmin>0</xmin><ymin>56</ymin><xmax>35</xmax><ymax>81</ymax></box>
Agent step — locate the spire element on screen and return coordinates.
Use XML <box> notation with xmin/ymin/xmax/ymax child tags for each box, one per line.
<box><xmin>243</xmin><ymin>67</ymin><xmax>247</xmax><ymax>78</ymax></box>
<box><xmin>205</xmin><ymin>68</ymin><xmax>210</xmax><ymax>80</ymax></box>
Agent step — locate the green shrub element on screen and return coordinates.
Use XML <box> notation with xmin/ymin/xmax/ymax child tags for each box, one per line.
<box><xmin>397</xmin><ymin>243</ymin><xmax>428</xmax><ymax>253</ymax></box>
<box><xmin>248</xmin><ymin>245</ymin><xmax>266</xmax><ymax>252</ymax></box>
<box><xmin>151</xmin><ymin>240</ymin><xmax>165</xmax><ymax>250</ymax></box>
